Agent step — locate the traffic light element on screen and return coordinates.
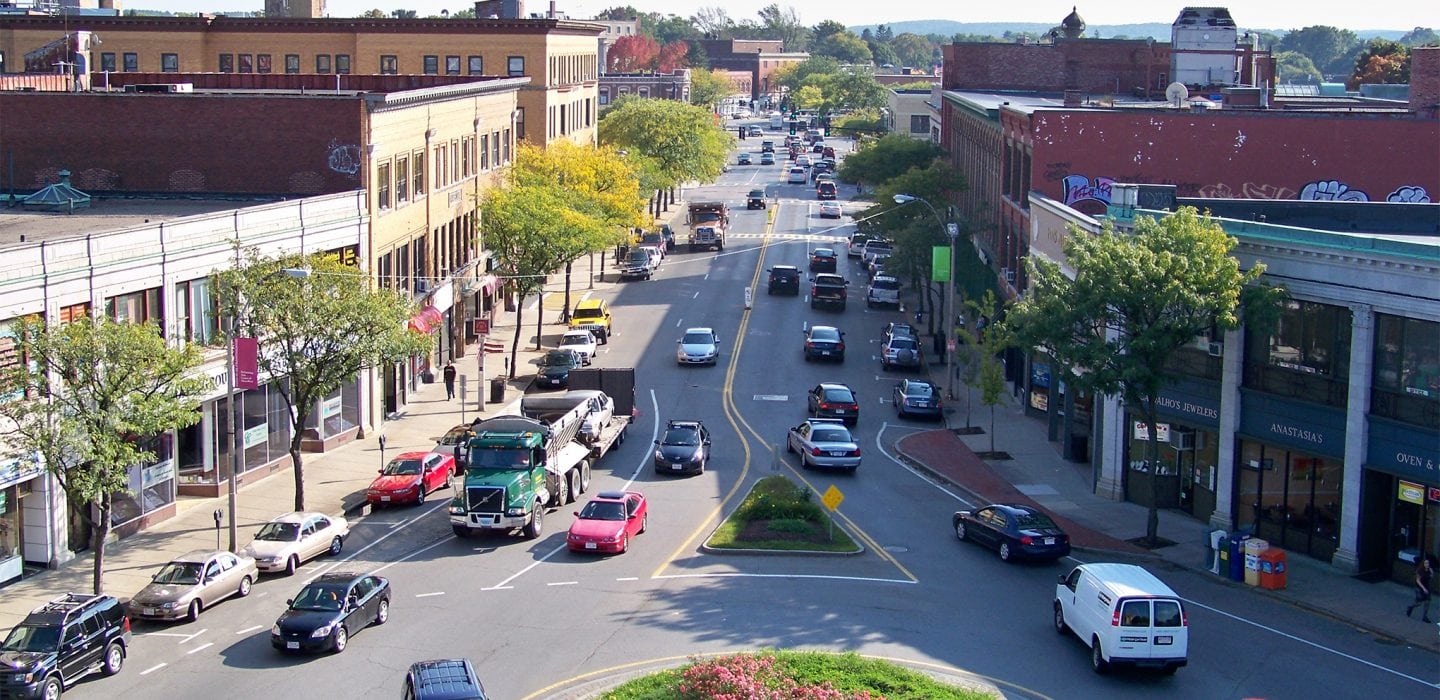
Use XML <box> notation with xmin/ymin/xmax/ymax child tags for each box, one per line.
<box><xmin>823</xmin><ymin>127</ymin><xmax>830</xmax><ymax>137</ymax></box>
<box><xmin>789</xmin><ymin>125</ymin><xmax>796</xmax><ymax>135</ymax></box>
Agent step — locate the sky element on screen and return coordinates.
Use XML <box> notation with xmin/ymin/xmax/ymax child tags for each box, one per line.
<box><xmin>127</xmin><ymin>0</ymin><xmax>1435</xmax><ymax>32</ymax></box>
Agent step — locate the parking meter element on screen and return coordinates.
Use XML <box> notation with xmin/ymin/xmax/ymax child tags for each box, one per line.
<box><xmin>213</xmin><ymin>509</ymin><xmax>223</xmax><ymax>549</ymax></box>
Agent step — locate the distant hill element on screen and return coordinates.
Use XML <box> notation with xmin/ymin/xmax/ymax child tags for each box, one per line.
<box><xmin>850</xmin><ymin>19</ymin><xmax>1408</xmax><ymax>43</ymax></box>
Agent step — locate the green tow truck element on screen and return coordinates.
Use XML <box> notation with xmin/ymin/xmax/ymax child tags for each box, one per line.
<box><xmin>448</xmin><ymin>368</ymin><xmax>633</xmax><ymax>539</ymax></box>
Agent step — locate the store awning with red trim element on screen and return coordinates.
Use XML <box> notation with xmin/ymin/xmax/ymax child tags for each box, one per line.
<box><xmin>408</xmin><ymin>305</ymin><xmax>444</xmax><ymax>333</ymax></box>
<box><xmin>478</xmin><ymin>274</ymin><xmax>499</xmax><ymax>296</ymax></box>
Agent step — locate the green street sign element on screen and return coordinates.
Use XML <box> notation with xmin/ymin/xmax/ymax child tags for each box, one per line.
<box><xmin>932</xmin><ymin>246</ymin><xmax>952</xmax><ymax>283</ymax></box>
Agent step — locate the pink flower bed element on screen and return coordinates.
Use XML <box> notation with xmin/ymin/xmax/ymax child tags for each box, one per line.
<box><xmin>677</xmin><ymin>653</ymin><xmax>882</xmax><ymax>700</ymax></box>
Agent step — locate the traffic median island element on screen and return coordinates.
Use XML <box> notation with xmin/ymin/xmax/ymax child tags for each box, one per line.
<box><xmin>704</xmin><ymin>476</ymin><xmax>860</xmax><ymax>554</ymax></box>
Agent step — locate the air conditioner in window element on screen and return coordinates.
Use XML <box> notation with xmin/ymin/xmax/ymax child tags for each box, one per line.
<box><xmin>1170</xmin><ymin>428</ymin><xmax>1196</xmax><ymax>451</ymax></box>
<box><xmin>1207</xmin><ymin>341</ymin><xmax>1223</xmax><ymax>357</ymax></box>
<box><xmin>415</xmin><ymin>279</ymin><xmax>431</xmax><ymax>294</ymax></box>
<box><xmin>1002</xmin><ymin>268</ymin><xmax>1016</xmax><ymax>283</ymax></box>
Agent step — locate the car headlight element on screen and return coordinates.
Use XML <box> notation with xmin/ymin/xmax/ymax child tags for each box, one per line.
<box><xmin>161</xmin><ymin>601</ymin><xmax>179</xmax><ymax>610</ymax></box>
<box><xmin>654</xmin><ymin>449</ymin><xmax>664</xmax><ymax>460</ymax></box>
<box><xmin>270</xmin><ymin>624</ymin><xmax>281</xmax><ymax>636</ymax></box>
<box><xmin>448</xmin><ymin>504</ymin><xmax>464</xmax><ymax>515</ymax></box>
<box><xmin>506</xmin><ymin>507</ymin><xmax>526</xmax><ymax>516</ymax></box>
<box><xmin>311</xmin><ymin>623</ymin><xmax>336</xmax><ymax>638</ymax></box>
<box><xmin>14</xmin><ymin>671</ymin><xmax>35</xmax><ymax>683</ymax></box>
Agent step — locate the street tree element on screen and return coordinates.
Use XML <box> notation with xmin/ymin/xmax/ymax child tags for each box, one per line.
<box><xmin>964</xmin><ymin>291</ymin><xmax>1013</xmax><ymax>455</ymax></box>
<box><xmin>791</xmin><ymin>85</ymin><xmax>824</xmax><ymax>110</ymax></box>
<box><xmin>688</xmin><ymin>68</ymin><xmax>735</xmax><ymax>109</ymax></box>
<box><xmin>480</xmin><ymin>185</ymin><xmax>578</xmax><ymax>371</ymax></box>
<box><xmin>599</xmin><ymin>97</ymin><xmax>733</xmax><ymax>193</ymax></box>
<box><xmin>1275</xmin><ymin>51</ymin><xmax>1323</xmax><ymax>84</ymax></box>
<box><xmin>814</xmin><ymin>68</ymin><xmax>886</xmax><ymax>112</ymax></box>
<box><xmin>1351</xmin><ymin>39</ymin><xmax>1410</xmax><ymax>85</ymax></box>
<box><xmin>1006</xmin><ymin>208</ymin><xmax>1272</xmax><ymax>546</ymax></box>
<box><xmin>838</xmin><ymin>134</ymin><xmax>943</xmax><ymax>189</ymax></box>
<box><xmin>215</xmin><ymin>251</ymin><xmax>431</xmax><ymax>512</ymax></box>
<box><xmin>656</xmin><ymin>41</ymin><xmax>689</xmax><ymax>72</ymax></box>
<box><xmin>772</xmin><ymin>56</ymin><xmax>841</xmax><ymax>94</ymax></box>
<box><xmin>0</xmin><ymin>316</ymin><xmax>209</xmax><ymax>594</ymax></box>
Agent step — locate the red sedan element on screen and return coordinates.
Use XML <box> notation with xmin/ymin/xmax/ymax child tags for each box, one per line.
<box><xmin>567</xmin><ymin>491</ymin><xmax>648</xmax><ymax>554</ymax></box>
<box><xmin>366</xmin><ymin>452</ymin><xmax>455</xmax><ymax>507</ymax></box>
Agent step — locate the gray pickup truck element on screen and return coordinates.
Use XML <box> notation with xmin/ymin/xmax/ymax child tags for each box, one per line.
<box><xmin>810</xmin><ymin>273</ymin><xmax>848</xmax><ymax>311</ymax></box>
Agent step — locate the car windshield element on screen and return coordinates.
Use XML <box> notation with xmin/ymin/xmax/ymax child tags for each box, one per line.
<box><xmin>682</xmin><ymin>332</ymin><xmax>713</xmax><ymax>345</ymax></box>
<box><xmin>153</xmin><ymin>561</ymin><xmax>203</xmax><ymax>585</ymax></box>
<box><xmin>810</xmin><ymin>329</ymin><xmax>840</xmax><ymax>342</ymax></box>
<box><xmin>573</xmin><ymin>308</ymin><xmax>602</xmax><ymax>320</ymax></box>
<box><xmin>383</xmin><ymin>458</ymin><xmax>422</xmax><ymax>476</ymax></box>
<box><xmin>579</xmin><ymin>501</ymin><xmax>627</xmax><ymax>521</ymax></box>
<box><xmin>291</xmin><ymin>585</ymin><xmax>346</xmax><ymax>612</ymax></box>
<box><xmin>255</xmin><ymin>522</ymin><xmax>300</xmax><ymax>542</ymax></box>
<box><xmin>823</xmin><ymin>388</ymin><xmax>854</xmax><ymax>403</ymax></box>
<box><xmin>1014</xmin><ymin>511</ymin><xmax>1059</xmax><ymax>529</ymax></box>
<box><xmin>1</xmin><ymin>625</ymin><xmax>60</xmax><ymax>653</ymax></box>
<box><xmin>810</xmin><ymin>427</ymin><xmax>851</xmax><ymax>443</ymax></box>
<box><xmin>624</xmin><ymin>252</ymin><xmax>649</xmax><ymax>265</ymax></box>
<box><xmin>560</xmin><ymin>334</ymin><xmax>591</xmax><ymax>346</ymax></box>
<box><xmin>542</xmin><ymin>352</ymin><xmax>574</xmax><ymax>367</ymax></box>
<box><xmin>663</xmin><ymin>428</ymin><xmax>700</xmax><ymax>446</ymax></box>
<box><xmin>470</xmin><ymin>448</ymin><xmax>531</xmax><ymax>470</ymax></box>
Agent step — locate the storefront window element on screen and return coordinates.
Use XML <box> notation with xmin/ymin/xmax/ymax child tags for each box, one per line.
<box><xmin>1244</xmin><ymin>300</ymin><xmax>1351</xmax><ymax>407</ymax></box>
<box><xmin>111</xmin><ymin>435</ymin><xmax>175</xmax><ymax>527</ymax></box>
<box><xmin>1373</xmin><ymin>315</ymin><xmax>1440</xmax><ymax>429</ymax></box>
<box><xmin>1236</xmin><ymin>440</ymin><xmax>1341</xmax><ymax>561</ymax></box>
<box><xmin>176</xmin><ymin>420</ymin><xmax>208</xmax><ymax>483</ymax></box>
<box><xmin>304</xmin><ymin>377</ymin><xmax>361</xmax><ymax>440</ymax></box>
<box><xmin>0</xmin><ymin>485</ymin><xmax>19</xmax><ymax>559</ymax></box>
<box><xmin>218</xmin><ymin>381</ymin><xmax>293</xmax><ymax>474</ymax></box>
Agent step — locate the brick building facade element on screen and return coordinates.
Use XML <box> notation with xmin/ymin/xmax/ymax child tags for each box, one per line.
<box><xmin>698</xmin><ymin>38</ymin><xmax>807</xmax><ymax>102</ymax></box>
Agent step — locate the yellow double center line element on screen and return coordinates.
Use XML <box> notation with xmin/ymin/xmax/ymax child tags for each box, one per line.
<box><xmin>653</xmin><ymin>203</ymin><xmax>917</xmax><ymax>584</ymax></box>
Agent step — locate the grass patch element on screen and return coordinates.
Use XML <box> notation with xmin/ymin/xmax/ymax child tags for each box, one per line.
<box><xmin>705</xmin><ymin>476</ymin><xmax>859</xmax><ymax>552</ymax></box>
<box><xmin>601</xmin><ymin>650</ymin><xmax>996</xmax><ymax>700</ymax></box>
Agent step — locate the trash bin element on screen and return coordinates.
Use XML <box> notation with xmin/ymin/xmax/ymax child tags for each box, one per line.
<box><xmin>1243</xmin><ymin>538</ymin><xmax>1269</xmax><ymax>586</ymax></box>
<box><xmin>1227</xmin><ymin>532</ymin><xmax>1250</xmax><ymax>582</ymax></box>
<box><xmin>1207</xmin><ymin>530</ymin><xmax>1226</xmax><ymax>574</ymax></box>
<box><xmin>1258</xmin><ymin>549</ymin><xmax>1287</xmax><ymax>590</ymax></box>
<box><xmin>489</xmin><ymin>377</ymin><xmax>506</xmax><ymax>403</ymax></box>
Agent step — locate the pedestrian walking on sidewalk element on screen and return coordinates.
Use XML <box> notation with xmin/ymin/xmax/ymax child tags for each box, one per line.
<box><xmin>443</xmin><ymin>362</ymin><xmax>457</xmax><ymax>400</ymax></box>
<box><xmin>1406</xmin><ymin>555</ymin><xmax>1434</xmax><ymax>622</ymax></box>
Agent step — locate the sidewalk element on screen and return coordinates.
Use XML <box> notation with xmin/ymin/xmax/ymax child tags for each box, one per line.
<box><xmin>892</xmin><ymin>348</ymin><xmax>1440</xmax><ymax>653</ymax></box>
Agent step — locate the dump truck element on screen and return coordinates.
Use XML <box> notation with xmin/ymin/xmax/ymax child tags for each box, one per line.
<box><xmin>449</xmin><ymin>369</ymin><xmax>634</xmax><ymax>539</ymax></box>
<box><xmin>687</xmin><ymin>202</ymin><xmax>730</xmax><ymax>252</ymax></box>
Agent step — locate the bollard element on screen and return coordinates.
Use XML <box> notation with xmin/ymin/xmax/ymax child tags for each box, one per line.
<box><xmin>744</xmin><ymin>288</ymin><xmax>753</xmax><ymax>310</ymax></box>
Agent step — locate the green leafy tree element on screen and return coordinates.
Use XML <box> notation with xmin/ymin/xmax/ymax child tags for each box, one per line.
<box><xmin>0</xmin><ymin>316</ymin><xmax>208</xmax><ymax>593</ymax></box>
<box><xmin>1006</xmin><ymin>208</ymin><xmax>1270</xmax><ymax>545</ymax></box>
<box><xmin>598</xmin><ymin>97</ymin><xmax>734</xmax><ymax>191</ymax></box>
<box><xmin>685</xmin><ymin>41</ymin><xmax>710</xmax><ymax>69</ymax></box>
<box><xmin>1399</xmin><ymin>27</ymin><xmax>1439</xmax><ymax>46</ymax></box>
<box><xmin>1351</xmin><ymin>38</ymin><xmax>1410</xmax><ymax>84</ymax></box>
<box><xmin>813</xmin><ymin>31</ymin><xmax>873</xmax><ymax>64</ymax></box>
<box><xmin>756</xmin><ymin>4</ymin><xmax>809</xmax><ymax>51</ymax></box>
<box><xmin>868</xmin><ymin>42</ymin><xmax>899</xmax><ymax>68</ymax></box>
<box><xmin>653</xmin><ymin>15</ymin><xmax>702</xmax><ymax>45</ymax></box>
<box><xmin>358</xmin><ymin>8</ymin><xmax>386</xmax><ymax>18</ymax></box>
<box><xmin>791</xmin><ymin>84</ymin><xmax>824</xmax><ymax>110</ymax></box>
<box><xmin>890</xmin><ymin>33</ymin><xmax>935</xmax><ymax>69</ymax></box>
<box><xmin>1277</xmin><ymin>25</ymin><xmax>1360</xmax><ymax>76</ymax></box>
<box><xmin>215</xmin><ymin>251</ymin><xmax>430</xmax><ymax>512</ymax></box>
<box><xmin>814</xmin><ymin>67</ymin><xmax>886</xmax><ymax>112</ymax></box>
<box><xmin>838</xmin><ymin>133</ymin><xmax>942</xmax><ymax>188</ymax></box>
<box><xmin>1275</xmin><ymin>51</ymin><xmax>1323</xmax><ymax>84</ymax></box>
<box><xmin>874</xmin><ymin>24</ymin><xmax>894</xmax><ymax>42</ymax></box>
<box><xmin>964</xmin><ymin>291</ymin><xmax>1013</xmax><ymax>455</ymax></box>
<box><xmin>772</xmin><ymin>56</ymin><xmax>841</xmax><ymax>93</ymax></box>
<box><xmin>689</xmin><ymin>68</ymin><xmax>735</xmax><ymax>109</ymax></box>
<box><xmin>480</xmin><ymin>185</ymin><xmax>578</xmax><ymax>369</ymax></box>
<box><xmin>812</xmin><ymin>20</ymin><xmax>848</xmax><ymax>45</ymax></box>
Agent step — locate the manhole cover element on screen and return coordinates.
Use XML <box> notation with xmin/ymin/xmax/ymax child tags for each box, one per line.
<box><xmin>882</xmin><ymin>545</ymin><xmax>910</xmax><ymax>553</ymax></box>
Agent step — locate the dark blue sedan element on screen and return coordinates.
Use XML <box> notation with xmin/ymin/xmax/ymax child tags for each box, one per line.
<box><xmin>952</xmin><ymin>504</ymin><xmax>1071</xmax><ymax>562</ymax></box>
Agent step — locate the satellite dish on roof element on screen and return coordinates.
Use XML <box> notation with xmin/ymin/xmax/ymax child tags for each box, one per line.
<box><xmin>1165</xmin><ymin>82</ymin><xmax>1189</xmax><ymax>107</ymax></box>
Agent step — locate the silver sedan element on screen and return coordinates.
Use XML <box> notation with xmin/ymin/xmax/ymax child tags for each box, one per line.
<box><xmin>786</xmin><ymin>418</ymin><xmax>861</xmax><ymax>471</ymax></box>
<box><xmin>129</xmin><ymin>549</ymin><xmax>258</xmax><ymax>622</ymax></box>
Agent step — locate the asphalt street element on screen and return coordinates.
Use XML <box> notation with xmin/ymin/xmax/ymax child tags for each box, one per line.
<box><xmin>61</xmin><ymin>123</ymin><xmax>1440</xmax><ymax>699</ymax></box>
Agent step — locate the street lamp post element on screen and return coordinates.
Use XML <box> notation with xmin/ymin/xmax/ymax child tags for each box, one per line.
<box><xmin>894</xmin><ymin>194</ymin><xmax>959</xmax><ymax>399</ymax></box>
<box><xmin>222</xmin><ymin>315</ymin><xmax>239</xmax><ymax>553</ymax></box>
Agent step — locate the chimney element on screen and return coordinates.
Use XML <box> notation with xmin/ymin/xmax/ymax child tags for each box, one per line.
<box><xmin>1063</xmin><ymin>89</ymin><xmax>1082</xmax><ymax>107</ymax></box>
<box><xmin>549</xmin><ymin>0</ymin><xmax>557</xmax><ymax>18</ymax></box>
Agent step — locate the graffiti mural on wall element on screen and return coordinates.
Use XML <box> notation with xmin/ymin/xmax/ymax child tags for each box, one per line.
<box><xmin>1386</xmin><ymin>186</ymin><xmax>1432</xmax><ymax>203</ymax></box>
<box><xmin>1062</xmin><ymin>174</ymin><xmax>1115</xmax><ymax>207</ymax></box>
<box><xmin>1296</xmin><ymin>180</ymin><xmax>1433</xmax><ymax>203</ymax></box>
<box><xmin>326</xmin><ymin>139</ymin><xmax>361</xmax><ymax>177</ymax></box>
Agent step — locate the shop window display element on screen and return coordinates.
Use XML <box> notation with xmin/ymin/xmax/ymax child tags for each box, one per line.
<box><xmin>1236</xmin><ymin>440</ymin><xmax>1341</xmax><ymax>561</ymax></box>
<box><xmin>110</xmin><ymin>435</ymin><xmax>175</xmax><ymax>527</ymax></box>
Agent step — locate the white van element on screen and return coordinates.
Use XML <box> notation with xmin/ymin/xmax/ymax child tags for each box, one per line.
<box><xmin>787</xmin><ymin>167</ymin><xmax>807</xmax><ymax>184</ymax></box>
<box><xmin>1054</xmin><ymin>563</ymin><xmax>1188</xmax><ymax>675</ymax></box>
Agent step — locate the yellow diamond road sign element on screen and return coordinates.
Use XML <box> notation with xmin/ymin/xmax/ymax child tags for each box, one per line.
<box><xmin>821</xmin><ymin>484</ymin><xmax>844</xmax><ymax>511</ymax></box>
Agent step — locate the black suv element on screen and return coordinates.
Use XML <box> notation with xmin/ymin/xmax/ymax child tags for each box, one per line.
<box><xmin>404</xmin><ymin>658</ymin><xmax>488</xmax><ymax>699</ymax></box>
<box><xmin>0</xmin><ymin>594</ymin><xmax>131</xmax><ymax>699</ymax></box>
<box><xmin>767</xmin><ymin>265</ymin><xmax>801</xmax><ymax>295</ymax></box>
<box><xmin>747</xmin><ymin>188</ymin><xmax>767</xmax><ymax>210</ymax></box>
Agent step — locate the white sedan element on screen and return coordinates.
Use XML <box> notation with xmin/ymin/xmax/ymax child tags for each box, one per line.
<box><xmin>676</xmin><ymin>327</ymin><xmax>720</xmax><ymax>366</ymax></box>
<box><xmin>558</xmin><ymin>330</ymin><xmax>597</xmax><ymax>364</ymax></box>
<box><xmin>819</xmin><ymin>201</ymin><xmax>843</xmax><ymax>219</ymax></box>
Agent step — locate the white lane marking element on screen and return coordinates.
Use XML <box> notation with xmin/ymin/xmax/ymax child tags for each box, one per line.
<box><xmin>415</xmin><ymin>592</ymin><xmax>446</xmax><ymax>598</ymax></box>
<box><xmin>654</xmin><ymin>572</ymin><xmax>915</xmax><ymax>585</ymax></box>
<box><xmin>547</xmin><ymin>581</ymin><xmax>579</xmax><ymax>587</ymax></box>
<box><xmin>368</xmin><ymin>535</ymin><xmax>457</xmax><ymax>577</ymax></box>
<box><xmin>693</xmin><ymin>291</ymin><xmax>700</xmax><ymax>299</ymax></box>
<box><xmin>186</xmin><ymin>642</ymin><xmax>214</xmax><ymax>655</ymax></box>
<box><xmin>255</xmin><ymin>591</ymin><xmax>269</xmax><ymax>598</ymax></box>
<box><xmin>875</xmin><ymin>422</ymin><xmax>972</xmax><ymax>507</ymax></box>
<box><xmin>1182</xmin><ymin>598</ymin><xmax>1439</xmax><ymax>688</ymax></box>
<box><xmin>139</xmin><ymin>663</ymin><xmax>167</xmax><ymax>676</ymax></box>
<box><xmin>616</xmin><ymin>577</ymin><xmax>639</xmax><ymax>581</ymax></box>
<box><xmin>235</xmin><ymin>625</ymin><xmax>264</xmax><ymax>635</ymax></box>
<box><xmin>675</xmin><ymin>318</ymin><xmax>682</xmax><ymax>327</ymax></box>
<box><xmin>306</xmin><ymin>499</ymin><xmax>451</xmax><ymax>582</ymax></box>
<box><xmin>177</xmin><ymin>628</ymin><xmax>208</xmax><ymax>644</ymax></box>
<box><xmin>140</xmin><ymin>632</ymin><xmax>189</xmax><ymax>638</ymax></box>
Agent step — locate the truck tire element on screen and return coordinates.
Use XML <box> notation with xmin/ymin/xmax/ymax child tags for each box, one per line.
<box><xmin>689</xmin><ymin>244</ymin><xmax>699</xmax><ymax>253</ymax></box>
<box><xmin>566</xmin><ymin>469</ymin><xmax>581</xmax><ymax>504</ymax></box>
<box><xmin>580</xmin><ymin>460</ymin><xmax>593</xmax><ymax>491</ymax></box>
<box><xmin>522</xmin><ymin>506</ymin><xmax>543</xmax><ymax>539</ymax></box>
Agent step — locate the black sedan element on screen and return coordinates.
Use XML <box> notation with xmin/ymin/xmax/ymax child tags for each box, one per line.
<box><xmin>809</xmin><ymin>247</ymin><xmax>838</xmax><ymax>273</ymax></box>
<box><xmin>536</xmin><ymin>349</ymin><xmax>582</xmax><ymax>389</ymax></box>
<box><xmin>807</xmin><ymin>382</ymin><xmax>859</xmax><ymax>426</ymax></box>
<box><xmin>653</xmin><ymin>420</ymin><xmax>711</xmax><ymax>475</ymax></box>
<box><xmin>802</xmin><ymin>325</ymin><xmax>845</xmax><ymax>362</ymax></box>
<box><xmin>272</xmin><ymin>572</ymin><xmax>390</xmax><ymax>653</ymax></box>
<box><xmin>952</xmin><ymin>504</ymin><xmax>1071</xmax><ymax>562</ymax></box>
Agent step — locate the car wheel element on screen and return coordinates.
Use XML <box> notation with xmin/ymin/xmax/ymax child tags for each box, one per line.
<box><xmin>374</xmin><ymin>597</ymin><xmax>390</xmax><ymax>625</ymax></box>
<box><xmin>785</xmin><ymin>437</ymin><xmax>795</xmax><ymax>454</ymax></box>
<box><xmin>284</xmin><ymin>555</ymin><xmax>299</xmax><ymax>576</ymax></box>
<box><xmin>1090</xmin><ymin>638</ymin><xmax>1109</xmax><ymax>674</ymax></box>
<box><xmin>639</xmin><ymin>513</ymin><xmax>648</xmax><ymax>534</ymax></box>
<box><xmin>522</xmin><ymin>507</ymin><xmax>543</xmax><ymax>539</ymax></box>
<box><xmin>416</xmin><ymin>487</ymin><xmax>426</xmax><ymax>506</ymax></box>
<box><xmin>102</xmin><ymin>641</ymin><xmax>125</xmax><ymax>676</ymax></box>
<box><xmin>238</xmin><ymin>575</ymin><xmax>253</xmax><ymax>598</ymax></box>
<box><xmin>40</xmin><ymin>676</ymin><xmax>62</xmax><ymax>700</ymax></box>
<box><xmin>332</xmin><ymin>625</ymin><xmax>348</xmax><ymax>654</ymax></box>
<box><xmin>619</xmin><ymin>534</ymin><xmax>629</xmax><ymax>553</ymax></box>
<box><xmin>1054</xmin><ymin>603</ymin><xmax>1069</xmax><ymax>634</ymax></box>
<box><xmin>954</xmin><ymin>520</ymin><xmax>967</xmax><ymax>540</ymax></box>
<box><xmin>329</xmin><ymin>536</ymin><xmax>344</xmax><ymax>556</ymax></box>
<box><xmin>999</xmin><ymin>542</ymin><xmax>1013</xmax><ymax>561</ymax></box>
<box><xmin>186</xmin><ymin>599</ymin><xmax>202</xmax><ymax>623</ymax></box>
